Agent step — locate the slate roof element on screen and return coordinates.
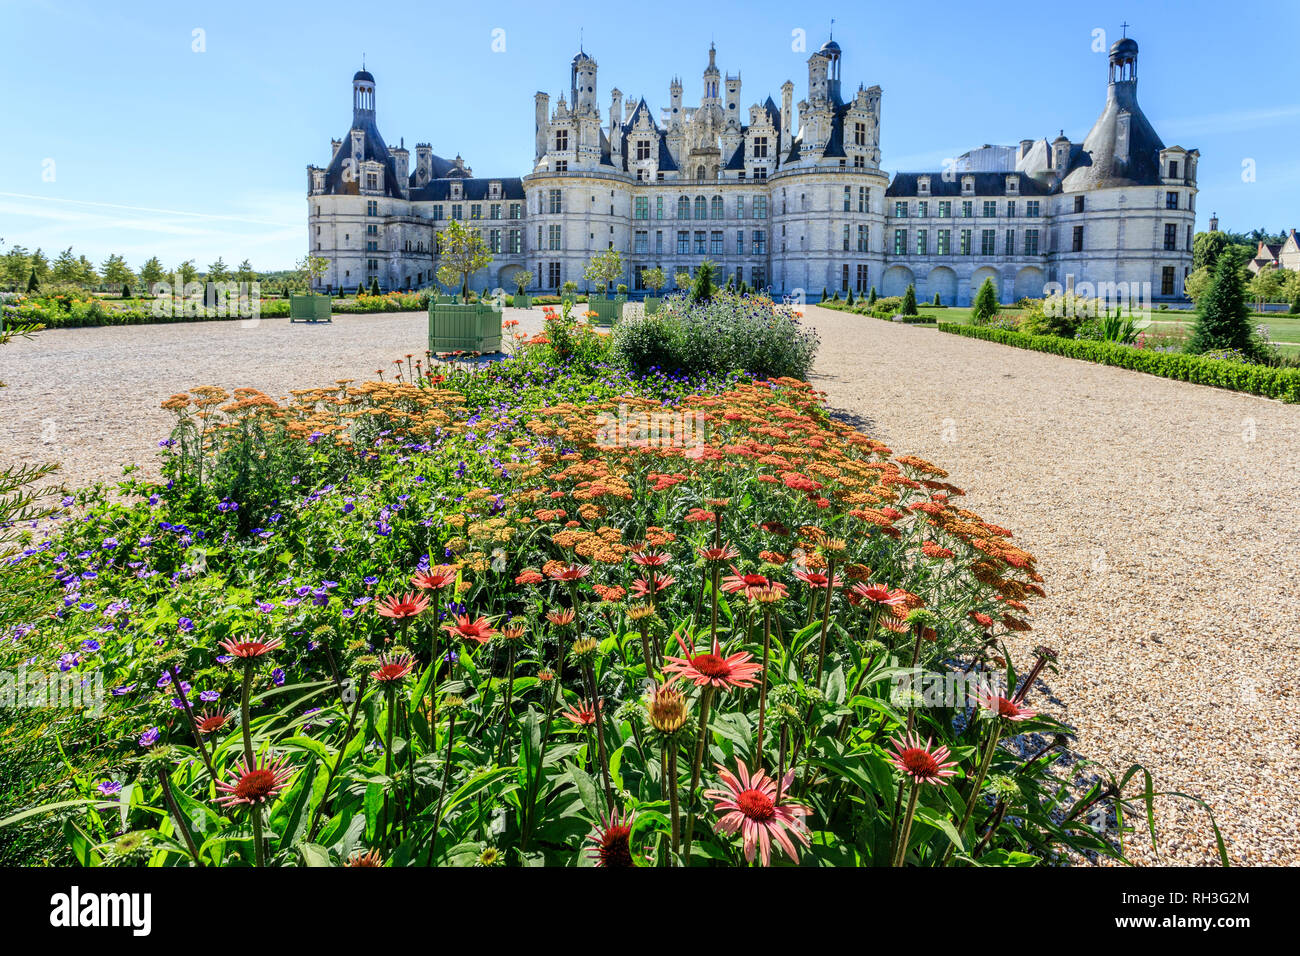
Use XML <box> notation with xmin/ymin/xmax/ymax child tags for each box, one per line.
<box><xmin>885</xmin><ymin>171</ymin><xmax>1053</xmax><ymax>197</ymax></box>
<box><xmin>408</xmin><ymin>177</ymin><xmax>525</xmax><ymax>202</ymax></box>
<box><xmin>1059</xmin><ymin>82</ymin><xmax>1166</xmax><ymax>191</ymax></box>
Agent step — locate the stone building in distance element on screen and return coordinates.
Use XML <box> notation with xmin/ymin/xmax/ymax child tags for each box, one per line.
<box><xmin>308</xmin><ymin>32</ymin><xmax>1197</xmax><ymax>304</ymax></box>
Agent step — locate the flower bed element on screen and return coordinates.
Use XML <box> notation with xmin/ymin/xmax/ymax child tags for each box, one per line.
<box><xmin>939</xmin><ymin>322</ymin><xmax>1300</xmax><ymax>403</ymax></box>
<box><xmin>0</xmin><ymin>340</ymin><xmax>1224</xmax><ymax>867</ymax></box>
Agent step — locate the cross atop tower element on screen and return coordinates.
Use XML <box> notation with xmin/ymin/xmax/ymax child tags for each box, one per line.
<box><xmin>1121</xmin><ymin>21</ymin><xmax>1129</xmax><ymax>38</ymax></box>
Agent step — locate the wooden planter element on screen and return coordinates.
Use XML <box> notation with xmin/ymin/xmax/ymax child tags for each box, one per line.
<box><xmin>289</xmin><ymin>293</ymin><xmax>332</xmax><ymax>323</ymax></box>
<box><xmin>588</xmin><ymin>295</ymin><xmax>626</xmax><ymax>327</ymax></box>
<box><xmin>428</xmin><ymin>301</ymin><xmax>502</xmax><ymax>354</ymax></box>
<box><xmin>512</xmin><ymin>293</ymin><xmax>531</xmax><ymax>309</ymax></box>
<box><xmin>643</xmin><ymin>296</ymin><xmax>663</xmax><ymax>315</ymax></box>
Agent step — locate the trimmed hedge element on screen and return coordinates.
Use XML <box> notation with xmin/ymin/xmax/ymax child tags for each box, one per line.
<box><xmin>938</xmin><ymin>322</ymin><xmax>1300</xmax><ymax>403</ymax></box>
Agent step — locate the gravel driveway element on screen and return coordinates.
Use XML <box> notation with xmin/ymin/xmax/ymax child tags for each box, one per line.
<box><xmin>2</xmin><ymin>305</ymin><xmax>1297</xmax><ymax>865</ymax></box>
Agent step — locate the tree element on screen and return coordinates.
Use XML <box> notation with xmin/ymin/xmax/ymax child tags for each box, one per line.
<box><xmin>1192</xmin><ymin>231</ymin><xmax>1231</xmax><ymax>273</ymax></box>
<box><xmin>236</xmin><ymin>259</ymin><xmax>257</xmax><ymax>283</ymax></box>
<box><xmin>26</xmin><ymin>268</ymin><xmax>38</xmax><ymax>293</ymax></box>
<box><xmin>583</xmin><ymin>248</ymin><xmax>625</xmax><ymax>296</ymax></box>
<box><xmin>845</xmin><ymin>289</ymin><xmax>855</xmax><ymax>306</ymax></box>
<box><xmin>1183</xmin><ymin>266</ymin><xmax>1211</xmax><ymax>303</ymax></box>
<box><xmin>868</xmin><ymin>286</ymin><xmax>878</xmax><ymax>305</ymax></box>
<box><xmin>76</xmin><ymin>255</ymin><xmax>100</xmax><ymax>289</ymax></box>
<box><xmin>1</xmin><ymin>244</ymin><xmax>30</xmax><ymax>290</ymax></box>
<box><xmin>206</xmin><ymin>257</ymin><xmax>231</xmax><ymax>282</ymax></box>
<box><xmin>642</xmin><ymin>267</ymin><xmax>666</xmax><ymax>297</ymax></box>
<box><xmin>139</xmin><ymin>257</ymin><xmax>166</xmax><ymax>292</ymax></box>
<box><xmin>435</xmin><ymin>219</ymin><xmax>493</xmax><ymax>303</ymax></box>
<box><xmin>675</xmin><ymin>271</ymin><xmax>693</xmax><ymax>291</ymax></box>
<box><xmin>933</xmin><ymin>292</ymin><xmax>941</xmax><ymax>306</ymax></box>
<box><xmin>690</xmin><ymin>260</ymin><xmax>716</xmax><ymax>304</ymax></box>
<box><xmin>101</xmin><ymin>253</ymin><xmax>134</xmax><ymax>290</ymax></box>
<box><xmin>1187</xmin><ymin>255</ymin><xmax>1255</xmax><ymax>356</ymax></box>
<box><xmin>295</xmin><ymin>255</ymin><xmax>329</xmax><ymax>293</ymax></box>
<box><xmin>512</xmin><ymin>269</ymin><xmax>533</xmax><ymax>295</ymax></box>
<box><xmin>1248</xmin><ymin>267</ymin><xmax>1284</xmax><ymax>312</ymax></box>
<box><xmin>369</xmin><ymin>277</ymin><xmax>381</xmax><ymax>296</ymax></box>
<box><xmin>972</xmin><ymin>277</ymin><xmax>1000</xmax><ymax>324</ymax></box>
<box><xmin>901</xmin><ymin>283</ymin><xmax>919</xmax><ymax>316</ymax></box>
<box><xmin>176</xmin><ymin>260</ymin><xmax>198</xmax><ymax>286</ymax></box>
<box><xmin>51</xmin><ymin>247</ymin><xmax>80</xmax><ymax>284</ymax></box>
<box><xmin>29</xmin><ymin>249</ymin><xmax>50</xmax><ymax>286</ymax></box>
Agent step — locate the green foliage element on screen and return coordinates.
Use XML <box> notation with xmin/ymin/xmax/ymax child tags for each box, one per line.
<box><xmin>512</xmin><ymin>269</ymin><xmax>533</xmax><ymax>295</ymax></box>
<box><xmin>690</xmin><ymin>260</ymin><xmax>716</xmax><ymax>304</ymax></box>
<box><xmin>1187</xmin><ymin>257</ymin><xmax>1258</xmax><ymax>358</ymax></box>
<box><xmin>972</xmin><ymin>278</ymin><xmax>1000</xmax><ymax>325</ymax></box>
<box><xmin>583</xmin><ymin>248</ymin><xmax>624</xmax><ymax>295</ymax></box>
<box><xmin>436</xmin><ymin>219</ymin><xmax>494</xmax><ymax>302</ymax></box>
<box><xmin>901</xmin><ymin>284</ymin><xmax>919</xmax><ymax>316</ymax></box>
<box><xmin>940</xmin><ymin>322</ymin><xmax>1300</xmax><ymax>402</ymax></box>
<box><xmin>641</xmin><ymin>267</ymin><xmax>666</xmax><ymax>295</ymax></box>
<box><xmin>611</xmin><ymin>290</ymin><xmax>818</xmax><ymax>379</ymax></box>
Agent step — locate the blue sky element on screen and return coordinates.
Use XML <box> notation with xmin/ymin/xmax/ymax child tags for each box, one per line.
<box><xmin>2</xmin><ymin>0</ymin><xmax>1297</xmax><ymax>271</ymax></box>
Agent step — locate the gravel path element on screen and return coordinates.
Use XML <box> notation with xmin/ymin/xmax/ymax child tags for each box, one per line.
<box><xmin>3</xmin><ymin>306</ymin><xmax>1297</xmax><ymax>865</ymax></box>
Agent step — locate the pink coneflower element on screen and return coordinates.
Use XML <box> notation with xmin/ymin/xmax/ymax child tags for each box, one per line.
<box><xmin>697</xmin><ymin>543</ymin><xmax>739</xmax><ymax>563</ymax></box>
<box><xmin>562</xmin><ymin>700</ymin><xmax>600</xmax><ymax>726</ymax></box>
<box><xmin>548</xmin><ymin>564</ymin><xmax>592</xmax><ymax>582</ymax></box>
<box><xmin>705</xmin><ymin>760</ymin><xmax>810</xmax><ymax>866</ymax></box>
<box><xmin>794</xmin><ymin>569</ymin><xmax>838</xmax><ymax>589</ymax></box>
<box><xmin>848</xmin><ymin>582</ymin><xmax>905</xmax><ymax>608</ymax></box>
<box><xmin>194</xmin><ymin>709</ymin><xmax>233</xmax><ymax>734</ymax></box>
<box><xmin>346</xmin><ymin>849</ymin><xmax>384</xmax><ymax>867</ymax></box>
<box><xmin>441</xmin><ymin>615</ymin><xmax>498</xmax><ymax>644</ymax></box>
<box><xmin>886</xmin><ymin>734</ymin><xmax>959</xmax><ymax>786</ymax></box>
<box><xmin>586</xmin><ymin>808</ymin><xmax>637</xmax><ymax>867</ymax></box>
<box><xmin>972</xmin><ymin>688</ymin><xmax>1038</xmax><ymax>722</ymax></box>
<box><xmin>218</xmin><ymin>636</ymin><xmax>283</xmax><ymax>659</ymax></box>
<box><xmin>630</xmin><ymin>573</ymin><xmax>676</xmax><ymax>600</ymax></box>
<box><xmin>370</xmin><ymin>652</ymin><xmax>415</xmax><ymax>684</ymax></box>
<box><xmin>376</xmin><ymin>592</ymin><xmax>430</xmax><ymax>620</ymax></box>
<box><xmin>630</xmin><ymin>548</ymin><xmax>671</xmax><ymax>568</ymax></box>
<box><xmin>410</xmin><ymin>568</ymin><xmax>457</xmax><ymax>591</ymax></box>
<box><xmin>720</xmin><ymin>565</ymin><xmax>775</xmax><ymax>600</ymax></box>
<box><xmin>663</xmin><ymin>632</ymin><xmax>762</xmax><ymax>690</ymax></box>
<box><xmin>215</xmin><ymin>753</ymin><xmax>295</xmax><ymax>808</ymax></box>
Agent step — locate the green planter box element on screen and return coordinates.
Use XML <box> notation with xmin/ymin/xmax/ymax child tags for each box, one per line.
<box><xmin>512</xmin><ymin>293</ymin><xmax>531</xmax><ymax>309</ymax></box>
<box><xmin>643</xmin><ymin>296</ymin><xmax>663</xmax><ymax>315</ymax></box>
<box><xmin>289</xmin><ymin>294</ymin><xmax>332</xmax><ymax>323</ymax></box>
<box><xmin>588</xmin><ymin>295</ymin><xmax>626</xmax><ymax>327</ymax></box>
<box><xmin>428</xmin><ymin>301</ymin><xmax>503</xmax><ymax>354</ymax></box>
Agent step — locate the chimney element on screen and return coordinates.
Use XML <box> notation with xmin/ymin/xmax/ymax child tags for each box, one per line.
<box><xmin>780</xmin><ymin>80</ymin><xmax>793</xmax><ymax>142</ymax></box>
<box><xmin>331</xmin><ymin>138</ymin><xmax>343</xmax><ymax>159</ymax></box>
<box><xmin>534</xmin><ymin>91</ymin><xmax>550</xmax><ymax>163</ymax></box>
<box><xmin>1019</xmin><ymin>138</ymin><xmax>1033</xmax><ymax>160</ymax></box>
<box><xmin>391</xmin><ymin>140</ymin><xmax>409</xmax><ymax>198</ymax></box>
<box><xmin>415</xmin><ymin>143</ymin><xmax>432</xmax><ymax>185</ymax></box>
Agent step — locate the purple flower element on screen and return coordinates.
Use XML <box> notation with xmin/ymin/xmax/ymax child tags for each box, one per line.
<box><xmin>199</xmin><ymin>690</ymin><xmax>220</xmax><ymax>702</ymax></box>
<box><xmin>97</xmin><ymin>781</ymin><xmax>123</xmax><ymax>796</ymax></box>
<box><xmin>58</xmin><ymin>653</ymin><xmax>80</xmax><ymax>671</ymax></box>
<box><xmin>138</xmin><ymin>727</ymin><xmax>160</xmax><ymax>748</ymax></box>
<box><xmin>270</xmin><ymin>668</ymin><xmax>285</xmax><ymax>687</ymax></box>
<box><xmin>111</xmin><ymin>684</ymin><xmax>136</xmax><ymax>696</ymax></box>
<box><xmin>80</xmin><ymin>639</ymin><xmax>100</xmax><ymax>652</ymax></box>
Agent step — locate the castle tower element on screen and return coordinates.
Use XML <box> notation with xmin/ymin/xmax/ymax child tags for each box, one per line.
<box><xmin>724</xmin><ymin>72</ymin><xmax>741</xmax><ymax>125</ymax></box>
<box><xmin>780</xmin><ymin>79</ymin><xmax>794</xmax><ymax>141</ymax></box>
<box><xmin>702</xmin><ymin>43</ymin><xmax>720</xmax><ymax>102</ymax></box>
<box><xmin>352</xmin><ymin>67</ymin><xmax>376</xmax><ymax>126</ymax></box>
<box><xmin>807</xmin><ymin>46</ymin><xmax>830</xmax><ymax>105</ymax></box>
<box><xmin>669</xmin><ymin>76</ymin><xmax>683</xmax><ymax>126</ymax></box>
<box><xmin>609</xmin><ymin>87</ymin><xmax>623</xmax><ymax>164</ymax></box>
<box><xmin>571</xmin><ymin>52</ymin><xmax>598</xmax><ymax>114</ymax></box>
<box><xmin>1109</xmin><ymin>35</ymin><xmax>1138</xmax><ymax>87</ymax></box>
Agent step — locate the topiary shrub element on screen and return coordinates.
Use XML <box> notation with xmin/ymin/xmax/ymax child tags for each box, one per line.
<box><xmin>972</xmin><ymin>278</ymin><xmax>1000</xmax><ymax>325</ymax></box>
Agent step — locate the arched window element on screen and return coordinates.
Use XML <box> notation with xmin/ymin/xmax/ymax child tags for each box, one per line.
<box><xmin>677</xmin><ymin>195</ymin><xmax>690</xmax><ymax>219</ymax></box>
<box><xmin>694</xmin><ymin>196</ymin><xmax>707</xmax><ymax>219</ymax></box>
<box><xmin>696</xmin><ymin>165</ymin><xmax>706</xmax><ymax>180</ymax></box>
<box><xmin>711</xmin><ymin>195</ymin><xmax>723</xmax><ymax>219</ymax></box>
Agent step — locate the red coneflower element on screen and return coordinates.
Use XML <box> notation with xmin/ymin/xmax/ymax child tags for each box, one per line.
<box><xmin>547</xmin><ymin>564</ymin><xmax>592</xmax><ymax>582</ymax></box>
<box><xmin>194</xmin><ymin>708</ymin><xmax>232</xmax><ymax>734</ymax></box>
<box><xmin>663</xmin><ymin>632</ymin><xmax>762</xmax><ymax>690</ymax></box>
<box><xmin>376</xmin><ymin>592</ymin><xmax>430</xmax><ymax>620</ymax></box>
<box><xmin>441</xmin><ymin>615</ymin><xmax>499</xmax><ymax>644</ymax></box>
<box><xmin>411</xmin><ymin>567</ymin><xmax>457</xmax><ymax>590</ymax></box>
<box><xmin>370</xmin><ymin>652</ymin><xmax>415</xmax><ymax>684</ymax></box>
<box><xmin>215</xmin><ymin>753</ymin><xmax>295</xmax><ymax>808</ymax></box>
<box><xmin>794</xmin><ymin>568</ymin><xmax>838</xmax><ymax>589</ymax></box>
<box><xmin>586</xmin><ymin>808</ymin><xmax>637</xmax><ymax>867</ymax></box>
<box><xmin>972</xmin><ymin>688</ymin><xmax>1038</xmax><ymax>722</ymax></box>
<box><xmin>886</xmin><ymin>733</ymin><xmax>959</xmax><ymax>785</ymax></box>
<box><xmin>562</xmin><ymin>699</ymin><xmax>601</xmax><ymax>726</ymax></box>
<box><xmin>705</xmin><ymin>760</ymin><xmax>810</xmax><ymax>866</ymax></box>
<box><xmin>720</xmin><ymin>565</ymin><xmax>774</xmax><ymax>600</ymax></box>
<box><xmin>218</xmin><ymin>636</ymin><xmax>284</xmax><ymax>659</ymax></box>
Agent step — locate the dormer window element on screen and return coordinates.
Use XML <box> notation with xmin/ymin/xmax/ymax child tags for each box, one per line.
<box><xmin>752</xmin><ymin>136</ymin><xmax>769</xmax><ymax>158</ymax></box>
<box><xmin>451</xmin><ymin>183</ymin><xmax>462</xmax><ymax>200</ymax></box>
<box><xmin>918</xmin><ymin>176</ymin><xmax>930</xmax><ymax>194</ymax></box>
<box><xmin>636</xmin><ymin>140</ymin><xmax>652</xmax><ymax>161</ymax></box>
<box><xmin>961</xmin><ymin>176</ymin><xmax>974</xmax><ymax>194</ymax></box>
<box><xmin>555</xmin><ymin>129</ymin><xmax>569</xmax><ymax>151</ymax></box>
<box><xmin>489</xmin><ymin>181</ymin><xmax>501</xmax><ymax>199</ymax></box>
<box><xmin>1006</xmin><ymin>176</ymin><xmax>1019</xmax><ymax>193</ymax></box>
<box><xmin>1169</xmin><ymin>160</ymin><xmax>1179</xmax><ymax>178</ymax></box>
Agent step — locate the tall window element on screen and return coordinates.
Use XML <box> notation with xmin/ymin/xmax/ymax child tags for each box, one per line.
<box><xmin>982</xmin><ymin>201</ymin><xmax>997</xmax><ymax>218</ymax></box>
<box><xmin>490</xmin><ymin>203</ymin><xmax>502</xmax><ymax>220</ymax></box>
<box><xmin>635</xmin><ymin>196</ymin><xmax>649</xmax><ymax>219</ymax></box>
<box><xmin>694</xmin><ymin>196</ymin><xmax>707</xmax><ymax>219</ymax></box>
<box><xmin>961</xmin><ymin>200</ymin><xmax>973</xmax><ymax>218</ymax></box>
<box><xmin>853</xmin><ymin>122</ymin><xmax>866</xmax><ymax>146</ymax></box>
<box><xmin>711</xmin><ymin>195</ymin><xmax>724</xmax><ymax>219</ymax></box>
<box><xmin>843</xmin><ymin>224</ymin><xmax>851</xmax><ymax>251</ymax></box>
<box><xmin>960</xmin><ymin>229</ymin><xmax>972</xmax><ymax>255</ymax></box>
<box><xmin>1006</xmin><ymin>200</ymin><xmax>1016</xmax><ymax>217</ymax></box>
<box><xmin>489</xmin><ymin>229</ymin><xmax>502</xmax><ymax>253</ymax></box>
<box><xmin>856</xmin><ymin>263</ymin><xmax>869</xmax><ymax>292</ymax></box>
<box><xmin>636</xmin><ymin>140</ymin><xmax>652</xmax><ymax>161</ymax></box>
<box><xmin>752</xmin><ymin>136</ymin><xmax>769</xmax><ymax>158</ymax></box>
<box><xmin>1024</xmin><ymin>229</ymin><xmax>1039</xmax><ymax>256</ymax></box>
<box><xmin>1026</xmin><ymin>200</ymin><xmax>1040</xmax><ymax>217</ymax></box>
<box><xmin>1005</xmin><ymin>229</ymin><xmax>1014</xmax><ymax>255</ymax></box>
<box><xmin>737</xmin><ymin>196</ymin><xmax>746</xmax><ymax>218</ymax></box>
<box><xmin>753</xmin><ymin>196</ymin><xmax>767</xmax><ymax>219</ymax></box>
<box><xmin>841</xmin><ymin>264</ymin><xmax>850</xmax><ymax>292</ymax></box>
<box><xmin>1165</xmin><ymin>191</ymin><xmax>1179</xmax><ymax>210</ymax></box>
<box><xmin>1161</xmin><ymin>266</ymin><xmax>1175</xmax><ymax>296</ymax></box>
<box><xmin>894</xmin><ymin>229</ymin><xmax>907</xmax><ymax>255</ymax></box>
<box><xmin>547</xmin><ymin>225</ymin><xmax>561</xmax><ymax>250</ymax></box>
<box><xmin>843</xmin><ymin>187</ymin><xmax>852</xmax><ymax>212</ymax></box>
<box><xmin>917</xmin><ymin>200</ymin><xmax>927</xmax><ymax>217</ymax></box>
<box><xmin>752</xmin><ymin>230</ymin><xmax>767</xmax><ymax>254</ymax></box>
<box><xmin>938</xmin><ymin>201</ymin><xmax>952</xmax><ymax>218</ymax></box>
<box><xmin>366</xmin><ymin>200</ymin><xmax>378</xmax><ymax>216</ymax></box>
<box><xmin>895</xmin><ymin>201</ymin><xmax>908</xmax><ymax>218</ymax></box>
<box><xmin>694</xmin><ymin>230</ymin><xmax>707</xmax><ymax>254</ymax></box>
<box><xmin>736</xmin><ymin>230</ymin><xmax>744</xmax><ymax>254</ymax></box>
<box><xmin>1072</xmin><ymin>225</ymin><xmax>1084</xmax><ymax>252</ymax></box>
<box><xmin>677</xmin><ymin>231</ymin><xmax>689</xmax><ymax>254</ymax></box>
<box><xmin>554</xmin><ymin>129</ymin><xmax>569</xmax><ymax>150</ymax></box>
<box><xmin>709</xmin><ymin>231</ymin><xmax>723</xmax><ymax>255</ymax></box>
<box><xmin>678</xmin><ymin>196</ymin><xmax>690</xmax><ymax>219</ymax></box>
<box><xmin>1074</xmin><ymin>195</ymin><xmax>1085</xmax><ymax>213</ymax></box>
<box><xmin>1164</xmin><ymin>223</ymin><xmax>1177</xmax><ymax>251</ymax></box>
<box><xmin>548</xmin><ymin>189</ymin><xmax>561</xmax><ymax>214</ymax></box>
<box><xmin>548</xmin><ymin>262</ymin><xmax>561</xmax><ymax>288</ymax></box>
<box><xmin>981</xmin><ymin>229</ymin><xmax>996</xmax><ymax>256</ymax></box>
<box><xmin>858</xmin><ymin>187</ymin><xmax>869</xmax><ymax>213</ymax></box>
<box><xmin>634</xmin><ymin>230</ymin><xmax>649</xmax><ymax>254</ymax></box>
<box><xmin>509</xmin><ymin>229</ymin><xmax>521</xmax><ymax>253</ymax></box>
<box><xmin>937</xmin><ymin>229</ymin><xmax>951</xmax><ymax>255</ymax></box>
<box><xmin>916</xmin><ymin>229</ymin><xmax>927</xmax><ymax>255</ymax></box>
<box><xmin>857</xmin><ymin>225</ymin><xmax>869</xmax><ymax>252</ymax></box>
<box><xmin>656</xmin><ymin>196</ymin><xmax>664</xmax><ymax>219</ymax></box>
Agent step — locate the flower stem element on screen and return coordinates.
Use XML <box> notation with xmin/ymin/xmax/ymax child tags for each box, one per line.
<box><xmin>891</xmin><ymin>782</ymin><xmax>919</xmax><ymax>867</ymax></box>
<box><xmin>239</xmin><ymin>658</ymin><xmax>255</xmax><ymax>769</ymax></box>
<box><xmin>755</xmin><ymin>608</ymin><xmax>772</xmax><ymax>763</ymax></box>
<box><xmin>682</xmin><ymin>684</ymin><xmax>715</xmax><ymax>864</ymax></box>
<box><xmin>156</xmin><ymin>766</ymin><xmax>204</xmax><ymax>867</ymax></box>
<box><xmin>168</xmin><ymin>665</ymin><xmax>215</xmax><ymax>780</ymax></box>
